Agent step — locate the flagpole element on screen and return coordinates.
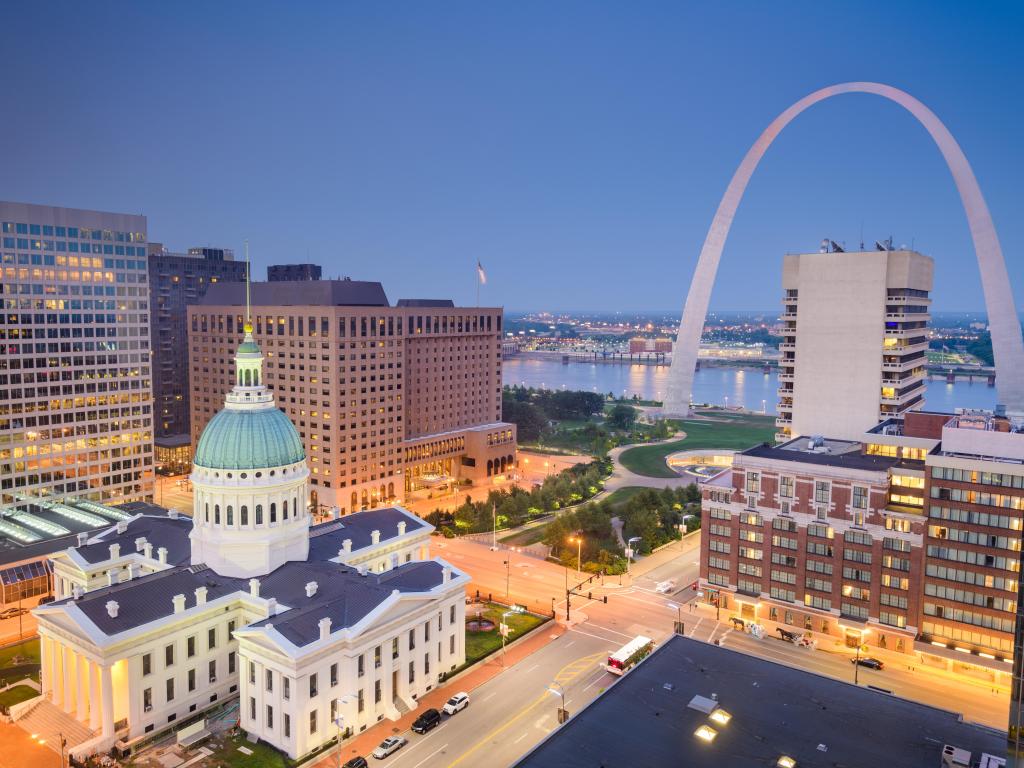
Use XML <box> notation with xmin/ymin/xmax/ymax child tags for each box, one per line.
<box><xmin>476</xmin><ymin>261</ymin><xmax>480</xmax><ymax>307</ymax></box>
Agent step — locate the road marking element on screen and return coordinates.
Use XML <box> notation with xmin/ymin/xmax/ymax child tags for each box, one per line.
<box><xmin>582</xmin><ymin>670</ymin><xmax>609</xmax><ymax>692</ymax></box>
<box><xmin>567</xmin><ymin>626</ymin><xmax>619</xmax><ymax>644</ymax></box>
<box><xmin>525</xmin><ymin>663</ymin><xmax>540</xmax><ymax>673</ymax></box>
<box><xmin>410</xmin><ymin>743</ymin><xmax>448</xmax><ymax>768</ymax></box>
<box><xmin>563</xmin><ymin>640</ymin><xmax>575</xmax><ymax>649</ymax></box>
<box><xmin>479</xmin><ymin>691</ymin><xmax>498</xmax><ymax>702</ymax></box>
<box><xmin>513</xmin><ymin>733</ymin><xmax>528</xmax><ymax>744</ymax></box>
<box><xmin>583</xmin><ymin>623</ymin><xmax>635</xmax><ymax>640</ymax></box>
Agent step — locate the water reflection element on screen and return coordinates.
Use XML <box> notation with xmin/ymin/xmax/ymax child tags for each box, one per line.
<box><xmin>503</xmin><ymin>358</ymin><xmax>998</xmax><ymax>414</ymax></box>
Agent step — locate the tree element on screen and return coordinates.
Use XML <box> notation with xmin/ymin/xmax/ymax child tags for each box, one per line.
<box><xmin>606</xmin><ymin>403</ymin><xmax>639</xmax><ymax>430</ymax></box>
<box><xmin>503</xmin><ymin>399</ymin><xmax>548</xmax><ymax>442</ymax></box>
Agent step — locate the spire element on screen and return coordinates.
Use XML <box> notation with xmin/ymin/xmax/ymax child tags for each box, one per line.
<box><xmin>244</xmin><ymin>239</ymin><xmax>252</xmax><ymax>330</ymax></box>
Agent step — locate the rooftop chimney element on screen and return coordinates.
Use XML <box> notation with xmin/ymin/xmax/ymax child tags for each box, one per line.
<box><xmin>398</xmin><ymin>521</ymin><xmax>407</xmax><ymax>536</ymax></box>
<box><xmin>143</xmin><ymin>542</ymin><xmax>153</xmax><ymax>560</ymax></box>
<box><xmin>305</xmin><ymin>581</ymin><xmax>318</xmax><ymax>598</ymax></box>
<box><xmin>108</xmin><ymin>543</ymin><xmax>121</xmax><ymax>560</ymax></box>
<box><xmin>157</xmin><ymin>547</ymin><xmax>168</xmax><ymax>564</ymax></box>
<box><xmin>134</xmin><ymin>537</ymin><xmax>147</xmax><ymax>552</ymax></box>
<box><xmin>107</xmin><ymin>571</ymin><xmax>117</xmax><ymax>587</ymax></box>
<box><xmin>127</xmin><ymin>563</ymin><xmax>138</xmax><ymax>581</ymax></box>
<box><xmin>116</xmin><ymin>521</ymin><xmax>128</xmax><ymax>534</ymax></box>
<box><xmin>371</xmin><ymin>530</ymin><xmax>381</xmax><ymax>545</ymax></box>
<box><xmin>77</xmin><ymin>533</ymin><xmax>88</xmax><ymax>546</ymax></box>
<box><xmin>443</xmin><ymin>565</ymin><xmax>452</xmax><ymax>583</ymax></box>
<box><xmin>105</xmin><ymin>600</ymin><xmax>119</xmax><ymax>618</ymax></box>
<box><xmin>195</xmin><ymin>586</ymin><xmax>208</xmax><ymax>605</ymax></box>
<box><xmin>342</xmin><ymin>539</ymin><xmax>352</xmax><ymax>554</ymax></box>
<box><xmin>172</xmin><ymin>594</ymin><xmax>186</xmax><ymax>614</ymax></box>
<box><xmin>249</xmin><ymin>578</ymin><xmax>261</xmax><ymax>597</ymax></box>
<box><xmin>168</xmin><ymin>508</ymin><xmax>179</xmax><ymax>519</ymax></box>
<box><xmin>318</xmin><ymin>617</ymin><xmax>332</xmax><ymax>640</ymax></box>
<box><xmin>266</xmin><ymin>597</ymin><xmax>278</xmax><ymax>616</ymax></box>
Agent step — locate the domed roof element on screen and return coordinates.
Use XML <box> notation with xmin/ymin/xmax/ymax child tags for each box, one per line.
<box><xmin>236</xmin><ymin>339</ymin><xmax>262</xmax><ymax>355</ymax></box>
<box><xmin>194</xmin><ymin>407</ymin><xmax>305</xmax><ymax>470</ymax></box>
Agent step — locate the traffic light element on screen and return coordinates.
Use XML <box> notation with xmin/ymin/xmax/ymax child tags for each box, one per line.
<box><xmin>588</xmin><ymin>591</ymin><xmax>592</xmax><ymax>600</ymax></box>
<box><xmin>602</xmin><ymin>595</ymin><xmax>608</xmax><ymax>604</ymax></box>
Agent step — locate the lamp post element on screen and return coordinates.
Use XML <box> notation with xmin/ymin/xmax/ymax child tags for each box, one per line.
<box><xmin>852</xmin><ymin>629</ymin><xmax>871</xmax><ymax>686</ymax></box>
<box><xmin>667</xmin><ymin>601</ymin><xmax>683</xmax><ymax>634</ymax></box>
<box><xmin>568</xmin><ymin>535</ymin><xmax>583</xmax><ymax>575</ymax></box>
<box><xmin>625</xmin><ymin>536</ymin><xmax>641</xmax><ymax>577</ymax></box>
<box><xmin>503</xmin><ymin>555</ymin><xmax>511</xmax><ymax>602</ymax></box>
<box><xmin>491</xmin><ymin>503</ymin><xmax>498</xmax><ymax>551</ymax></box>
<box><xmin>547</xmin><ymin>681</ymin><xmax>567</xmax><ymax>724</ymax></box>
<box><xmin>333</xmin><ymin>695</ymin><xmax>355</xmax><ymax>768</ymax></box>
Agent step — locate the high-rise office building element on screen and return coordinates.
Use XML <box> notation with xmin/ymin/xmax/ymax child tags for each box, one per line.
<box><xmin>188</xmin><ymin>280</ymin><xmax>514</xmax><ymax>514</ymax></box>
<box><xmin>267</xmin><ymin>263</ymin><xmax>322</xmax><ymax>281</ymax></box>
<box><xmin>147</xmin><ymin>243</ymin><xmax>246</xmax><ymax>471</ymax></box>
<box><xmin>0</xmin><ymin>201</ymin><xmax>154</xmax><ymax>507</ymax></box>
<box><xmin>776</xmin><ymin>246</ymin><xmax>933</xmax><ymax>442</ymax></box>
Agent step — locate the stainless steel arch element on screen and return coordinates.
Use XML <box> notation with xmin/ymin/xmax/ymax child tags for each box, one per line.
<box><xmin>663</xmin><ymin>81</ymin><xmax>1024</xmax><ymax>417</ymax></box>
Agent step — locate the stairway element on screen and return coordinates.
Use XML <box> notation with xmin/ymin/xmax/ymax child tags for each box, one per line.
<box><xmin>16</xmin><ymin>698</ymin><xmax>96</xmax><ymax>752</ymax></box>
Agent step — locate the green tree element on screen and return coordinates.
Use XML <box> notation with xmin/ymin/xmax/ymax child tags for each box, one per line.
<box><xmin>606</xmin><ymin>403</ymin><xmax>639</xmax><ymax>430</ymax></box>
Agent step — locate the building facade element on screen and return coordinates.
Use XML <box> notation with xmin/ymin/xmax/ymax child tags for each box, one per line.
<box><xmin>147</xmin><ymin>243</ymin><xmax>246</xmax><ymax>461</ymax></box>
<box><xmin>267</xmin><ymin>264</ymin><xmax>322</xmax><ymax>282</ymax></box>
<box><xmin>776</xmin><ymin>247</ymin><xmax>932</xmax><ymax>442</ymax></box>
<box><xmin>0</xmin><ymin>201</ymin><xmax>154</xmax><ymax>508</ymax></box>
<box><xmin>188</xmin><ymin>281</ymin><xmax>515</xmax><ymax>514</ymax></box>
<box><xmin>33</xmin><ymin>326</ymin><xmax>467</xmax><ymax>761</ymax></box>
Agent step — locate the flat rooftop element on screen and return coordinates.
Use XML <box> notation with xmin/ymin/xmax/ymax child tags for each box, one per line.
<box><xmin>741</xmin><ymin>436</ymin><xmax>898</xmax><ymax>472</ymax></box>
<box><xmin>516</xmin><ymin>635</ymin><xmax>1006</xmax><ymax>768</ymax></box>
<box><xmin>201</xmin><ymin>279</ymin><xmax>390</xmax><ymax>307</ymax></box>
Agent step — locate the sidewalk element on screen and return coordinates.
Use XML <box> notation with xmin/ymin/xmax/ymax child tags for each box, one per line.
<box><xmin>311</xmin><ymin>621</ymin><xmax>565</xmax><ymax>767</ymax></box>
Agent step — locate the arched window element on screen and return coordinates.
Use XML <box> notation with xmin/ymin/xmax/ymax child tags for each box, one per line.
<box><xmin>205</xmin><ymin>503</ymin><xmax>210</xmax><ymax>523</ymax></box>
<box><xmin>270</xmin><ymin>503</ymin><xmax>277</xmax><ymax>523</ymax></box>
<box><xmin>227</xmin><ymin>505</ymin><xmax>234</xmax><ymax>525</ymax></box>
<box><xmin>351</xmin><ymin>492</ymin><xmax>358</xmax><ymax>511</ymax></box>
<box><xmin>361</xmin><ymin>491</ymin><xmax>368</xmax><ymax>510</ymax></box>
<box><xmin>241</xmin><ymin>505</ymin><xmax>249</xmax><ymax>525</ymax></box>
<box><xmin>255</xmin><ymin>504</ymin><xmax>263</xmax><ymax>525</ymax></box>
<box><xmin>388</xmin><ymin>482</ymin><xmax>394</xmax><ymax>499</ymax></box>
<box><xmin>214</xmin><ymin>504</ymin><xmax>221</xmax><ymax>524</ymax></box>
<box><xmin>487</xmin><ymin>459</ymin><xmax>493</xmax><ymax>476</ymax></box>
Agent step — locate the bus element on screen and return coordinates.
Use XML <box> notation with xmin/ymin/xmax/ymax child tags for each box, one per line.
<box><xmin>605</xmin><ymin>635</ymin><xmax>655</xmax><ymax>675</ymax></box>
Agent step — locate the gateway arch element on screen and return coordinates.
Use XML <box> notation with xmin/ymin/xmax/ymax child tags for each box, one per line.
<box><xmin>662</xmin><ymin>81</ymin><xmax>1024</xmax><ymax>418</ymax></box>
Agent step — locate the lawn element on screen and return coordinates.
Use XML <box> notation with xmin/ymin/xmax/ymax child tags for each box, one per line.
<box><xmin>464</xmin><ymin>603</ymin><xmax>546</xmax><ymax>665</ymax></box>
<box><xmin>204</xmin><ymin>732</ymin><xmax>290</xmax><ymax>768</ymax></box>
<box><xmin>0</xmin><ymin>638</ymin><xmax>41</xmax><ymax>683</ymax></box>
<box><xmin>499</xmin><ymin>521</ymin><xmax>552</xmax><ymax>547</ymax></box>
<box><xmin>602</xmin><ymin>486</ymin><xmax>649</xmax><ymax>508</ymax></box>
<box><xmin>0</xmin><ymin>684</ymin><xmax>38</xmax><ymax>710</ymax></box>
<box><xmin>618</xmin><ymin>414</ymin><xmax>777</xmax><ymax>478</ymax></box>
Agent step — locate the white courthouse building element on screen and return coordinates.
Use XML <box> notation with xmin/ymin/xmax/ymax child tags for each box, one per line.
<box><xmin>31</xmin><ymin>324</ymin><xmax>468</xmax><ymax>760</ymax></box>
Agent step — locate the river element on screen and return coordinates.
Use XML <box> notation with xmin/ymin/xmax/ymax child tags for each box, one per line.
<box><xmin>502</xmin><ymin>357</ymin><xmax>998</xmax><ymax>415</ymax></box>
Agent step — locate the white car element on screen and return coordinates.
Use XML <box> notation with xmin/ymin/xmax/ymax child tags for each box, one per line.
<box><xmin>655</xmin><ymin>580</ymin><xmax>676</xmax><ymax>594</ymax></box>
<box><xmin>372</xmin><ymin>736</ymin><xmax>407</xmax><ymax>759</ymax></box>
<box><xmin>442</xmin><ymin>692</ymin><xmax>470</xmax><ymax>715</ymax></box>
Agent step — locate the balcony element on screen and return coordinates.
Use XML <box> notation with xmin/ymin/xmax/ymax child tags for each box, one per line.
<box><xmin>779</xmin><ymin>342</ymin><xmax>795</xmax><ymax>352</ymax></box>
<box><xmin>778</xmin><ymin>371</ymin><xmax>794</xmax><ymax>382</ymax></box>
<box><xmin>775</xmin><ymin>415</ymin><xmax>792</xmax><ymax>427</ymax></box>
<box><xmin>777</xmin><ymin>387</ymin><xmax>793</xmax><ymax>398</ymax></box>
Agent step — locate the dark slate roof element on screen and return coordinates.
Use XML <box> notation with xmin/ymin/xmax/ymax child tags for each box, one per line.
<box><xmin>76</xmin><ymin>516</ymin><xmax>191</xmax><ymax>565</ymax></box>
<box><xmin>72</xmin><ymin>565</ymin><xmax>246</xmax><ymax>634</ymax></box>
<box><xmin>395</xmin><ymin>299</ymin><xmax>455</xmax><ymax>307</ymax></box>
<box><xmin>515</xmin><ymin>635</ymin><xmax>1006</xmax><ymax>768</ymax></box>
<box><xmin>308</xmin><ymin>508</ymin><xmax>428</xmax><ymax>561</ymax></box>
<box><xmin>201</xmin><ymin>280</ymin><xmax>389</xmax><ymax>307</ymax></box>
<box><xmin>741</xmin><ymin>442</ymin><xmax>898</xmax><ymax>472</ymax></box>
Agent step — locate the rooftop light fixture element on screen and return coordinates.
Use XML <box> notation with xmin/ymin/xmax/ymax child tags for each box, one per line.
<box><xmin>777</xmin><ymin>757</ymin><xmax>796</xmax><ymax>768</ymax></box>
<box><xmin>694</xmin><ymin>725</ymin><xmax>717</xmax><ymax>743</ymax></box>
<box><xmin>709</xmin><ymin>708</ymin><xmax>732</xmax><ymax>726</ymax></box>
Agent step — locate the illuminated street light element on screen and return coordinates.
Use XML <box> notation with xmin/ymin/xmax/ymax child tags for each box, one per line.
<box><xmin>568</xmin><ymin>535</ymin><xmax>583</xmax><ymax>575</ymax></box>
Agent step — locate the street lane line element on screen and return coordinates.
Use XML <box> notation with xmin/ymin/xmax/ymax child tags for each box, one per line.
<box><xmin>513</xmin><ymin>733</ymin><xmax>528</xmax><ymax>744</ymax></box>
<box><xmin>582</xmin><ymin>623</ymin><xmax>635</xmax><ymax>640</ymax></box>
<box><xmin>410</xmin><ymin>744</ymin><xmax>448</xmax><ymax>768</ymax></box>
<box><xmin>567</xmin><ymin>626</ymin><xmax>619</xmax><ymax>644</ymax></box>
<box><xmin>525</xmin><ymin>663</ymin><xmax>540</xmax><ymax>673</ymax></box>
<box><xmin>582</xmin><ymin>670</ymin><xmax>609</xmax><ymax>692</ymax></box>
<box><xmin>479</xmin><ymin>691</ymin><xmax>498</xmax><ymax>702</ymax></box>
<box><xmin>563</xmin><ymin>640</ymin><xmax>575</xmax><ymax>648</ymax></box>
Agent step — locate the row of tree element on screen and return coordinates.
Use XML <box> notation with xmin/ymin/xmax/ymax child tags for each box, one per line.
<box><xmin>424</xmin><ymin>459</ymin><xmax>612</xmax><ymax>535</ymax></box>
<box><xmin>502</xmin><ymin>386</ymin><xmax>606</xmax><ymax>442</ymax></box>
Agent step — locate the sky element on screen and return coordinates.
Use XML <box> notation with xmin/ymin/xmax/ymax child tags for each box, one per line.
<box><xmin>1</xmin><ymin>1</ymin><xmax>1022</xmax><ymax>313</ymax></box>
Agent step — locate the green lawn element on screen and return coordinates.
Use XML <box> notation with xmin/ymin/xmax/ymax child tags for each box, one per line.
<box><xmin>0</xmin><ymin>638</ymin><xmax>40</xmax><ymax>667</ymax></box>
<box><xmin>602</xmin><ymin>486</ymin><xmax>649</xmax><ymax>508</ymax></box>
<box><xmin>499</xmin><ymin>522</ymin><xmax>552</xmax><ymax>547</ymax></box>
<box><xmin>618</xmin><ymin>414</ymin><xmax>777</xmax><ymax>478</ymax></box>
<box><xmin>0</xmin><ymin>684</ymin><xmax>37</xmax><ymax>709</ymax></box>
<box><xmin>204</xmin><ymin>733</ymin><xmax>290</xmax><ymax>768</ymax></box>
<box><xmin>464</xmin><ymin>603</ymin><xmax>546</xmax><ymax>665</ymax></box>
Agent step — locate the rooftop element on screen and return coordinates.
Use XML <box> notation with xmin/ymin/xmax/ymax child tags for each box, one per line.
<box><xmin>741</xmin><ymin>437</ymin><xmax>898</xmax><ymax>472</ymax></box>
<box><xmin>516</xmin><ymin>635</ymin><xmax>1006</xmax><ymax>768</ymax></box>
<box><xmin>201</xmin><ymin>279</ymin><xmax>390</xmax><ymax>308</ymax></box>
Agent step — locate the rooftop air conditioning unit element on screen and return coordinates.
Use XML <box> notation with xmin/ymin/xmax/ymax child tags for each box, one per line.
<box><xmin>941</xmin><ymin>744</ymin><xmax>971</xmax><ymax>768</ymax></box>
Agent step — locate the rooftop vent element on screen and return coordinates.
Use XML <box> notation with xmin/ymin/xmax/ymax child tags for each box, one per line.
<box><xmin>357</xmin><ymin>565</ymin><xmax>368</xmax><ymax>577</ymax></box>
<box><xmin>305</xmin><ymin>581</ymin><xmax>318</xmax><ymax>598</ymax></box>
<box><xmin>168</xmin><ymin>508</ymin><xmax>179</xmax><ymax>519</ymax></box>
<box><xmin>319</xmin><ymin>617</ymin><xmax>332</xmax><ymax>640</ymax></box>
<box><xmin>195</xmin><ymin>586</ymin><xmax>208</xmax><ymax>605</ymax></box>
<box><xmin>371</xmin><ymin>529</ymin><xmax>381</xmax><ymax>545</ymax></box>
<box><xmin>134</xmin><ymin>537</ymin><xmax>147</xmax><ymax>552</ymax></box>
<box><xmin>108</xmin><ymin>543</ymin><xmax>121</xmax><ymax>560</ymax></box>
<box><xmin>116</xmin><ymin>521</ymin><xmax>128</xmax><ymax>534</ymax></box>
<box><xmin>77</xmin><ymin>533</ymin><xmax>88</xmax><ymax>546</ymax></box>
<box><xmin>942</xmin><ymin>745</ymin><xmax>972</xmax><ymax>768</ymax></box>
<box><xmin>105</xmin><ymin>600</ymin><xmax>119</xmax><ymax>618</ymax></box>
<box><xmin>249</xmin><ymin>578</ymin><xmax>261</xmax><ymax>597</ymax></box>
<box><xmin>398</xmin><ymin>521</ymin><xmax>407</xmax><ymax>536</ymax></box>
<box><xmin>157</xmin><ymin>547</ymin><xmax>168</xmax><ymax>564</ymax></box>
<box><xmin>342</xmin><ymin>538</ymin><xmax>353</xmax><ymax>554</ymax></box>
<box><xmin>72</xmin><ymin>585</ymin><xmax>83</xmax><ymax>600</ymax></box>
<box><xmin>172</xmin><ymin>594</ymin><xmax>186</xmax><ymax>613</ymax></box>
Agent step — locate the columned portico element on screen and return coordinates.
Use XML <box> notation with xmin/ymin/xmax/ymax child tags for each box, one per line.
<box><xmin>100</xmin><ymin>664</ymin><xmax>114</xmax><ymax>738</ymax></box>
<box><xmin>62</xmin><ymin>645</ymin><xmax>73</xmax><ymax>712</ymax></box>
<box><xmin>89</xmin><ymin>661</ymin><xmax>102</xmax><ymax>731</ymax></box>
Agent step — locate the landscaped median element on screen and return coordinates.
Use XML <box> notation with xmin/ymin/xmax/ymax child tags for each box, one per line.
<box><xmin>443</xmin><ymin>601</ymin><xmax>549</xmax><ymax>681</ymax></box>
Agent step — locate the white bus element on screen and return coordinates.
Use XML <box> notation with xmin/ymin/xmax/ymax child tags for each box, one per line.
<box><xmin>605</xmin><ymin>635</ymin><xmax>655</xmax><ymax>675</ymax></box>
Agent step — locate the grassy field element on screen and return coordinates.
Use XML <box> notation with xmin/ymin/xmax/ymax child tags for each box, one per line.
<box><xmin>499</xmin><ymin>521</ymin><xmax>552</xmax><ymax>547</ymax></box>
<box><xmin>204</xmin><ymin>733</ymin><xmax>290</xmax><ymax>768</ymax></box>
<box><xmin>0</xmin><ymin>684</ymin><xmax>37</xmax><ymax>710</ymax></box>
<box><xmin>618</xmin><ymin>414</ymin><xmax>777</xmax><ymax>478</ymax></box>
<box><xmin>464</xmin><ymin>603</ymin><xmax>546</xmax><ymax>664</ymax></box>
<box><xmin>602</xmin><ymin>486</ymin><xmax>649</xmax><ymax>508</ymax></box>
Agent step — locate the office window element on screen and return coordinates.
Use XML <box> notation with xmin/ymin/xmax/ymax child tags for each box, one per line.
<box><xmin>228</xmin><ymin>652</ymin><xmax>236</xmax><ymax>674</ymax></box>
<box><xmin>208</xmin><ymin>627</ymin><xmax>217</xmax><ymax>650</ymax></box>
<box><xmin>284</xmin><ymin>677</ymin><xmax>290</xmax><ymax>700</ymax></box>
<box><xmin>249</xmin><ymin>661</ymin><xmax>256</xmax><ymax>685</ymax></box>
<box><xmin>166</xmin><ymin>678</ymin><xmax>175</xmax><ymax>702</ymax></box>
<box><xmin>266</xmin><ymin>705</ymin><xmax>273</xmax><ymax>729</ymax></box>
<box><xmin>266</xmin><ymin>669</ymin><xmax>273</xmax><ymax>692</ymax></box>
<box><xmin>375</xmin><ymin>680</ymin><xmax>382</xmax><ymax>703</ymax></box>
<box><xmin>142</xmin><ymin>653</ymin><xmax>152</xmax><ymax>676</ymax></box>
<box><xmin>310</xmin><ymin>710</ymin><xmax>318</xmax><ymax>734</ymax></box>
<box><xmin>209</xmin><ymin>659</ymin><xmax>217</xmax><ymax>683</ymax></box>
<box><xmin>331</xmin><ymin>662</ymin><xmax>338</xmax><ymax>686</ymax></box>
<box><xmin>852</xmin><ymin>485</ymin><xmax>869</xmax><ymax>510</ymax></box>
<box><xmin>358</xmin><ymin>688</ymin><xmax>365</xmax><ymax>712</ymax></box>
<box><xmin>374</xmin><ymin>645</ymin><xmax>381</xmax><ymax>668</ymax></box>
<box><xmin>250</xmin><ymin>697</ymin><xmax>256</xmax><ymax>720</ymax></box>
<box><xmin>188</xmin><ymin>668</ymin><xmax>196</xmax><ymax>692</ymax></box>
<box><xmin>284</xmin><ymin>713</ymin><xmax>291</xmax><ymax>738</ymax></box>
<box><xmin>165</xmin><ymin>644</ymin><xmax>175</xmax><ymax>667</ymax></box>
<box><xmin>309</xmin><ymin>673</ymin><xmax>318</xmax><ymax>697</ymax></box>
<box><xmin>187</xmin><ymin>636</ymin><xmax>196</xmax><ymax>658</ymax></box>
<box><xmin>357</xmin><ymin>655</ymin><xmax>364</xmax><ymax>678</ymax></box>
<box><xmin>143</xmin><ymin>687</ymin><xmax>152</xmax><ymax>712</ymax></box>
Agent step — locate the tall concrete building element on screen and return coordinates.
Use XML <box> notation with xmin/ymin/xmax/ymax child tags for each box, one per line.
<box><xmin>776</xmin><ymin>247</ymin><xmax>933</xmax><ymax>442</ymax></box>
<box><xmin>267</xmin><ymin>263</ymin><xmax>321</xmax><ymax>282</ymax></box>
<box><xmin>147</xmin><ymin>243</ymin><xmax>246</xmax><ymax>471</ymax></box>
<box><xmin>188</xmin><ymin>280</ymin><xmax>514</xmax><ymax>514</ymax></box>
<box><xmin>0</xmin><ymin>202</ymin><xmax>154</xmax><ymax>507</ymax></box>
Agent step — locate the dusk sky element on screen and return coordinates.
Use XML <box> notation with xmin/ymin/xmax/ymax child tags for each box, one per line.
<box><xmin>1</xmin><ymin>2</ymin><xmax>1021</xmax><ymax>313</ymax></box>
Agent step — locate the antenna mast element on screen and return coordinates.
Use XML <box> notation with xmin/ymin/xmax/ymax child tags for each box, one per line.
<box><xmin>244</xmin><ymin>239</ymin><xmax>252</xmax><ymax>327</ymax></box>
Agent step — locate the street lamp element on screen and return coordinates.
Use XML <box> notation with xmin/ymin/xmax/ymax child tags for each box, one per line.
<box><xmin>333</xmin><ymin>695</ymin><xmax>356</xmax><ymax>768</ymax></box>
<box><xmin>625</xmin><ymin>536</ymin><xmax>641</xmax><ymax>576</ymax></box>
<box><xmin>851</xmin><ymin>628</ymin><xmax>872</xmax><ymax>686</ymax></box>
<box><xmin>666</xmin><ymin>601</ymin><xmax>683</xmax><ymax>634</ymax></box>
<box><xmin>547</xmin><ymin>681</ymin><xmax>568</xmax><ymax>724</ymax></box>
<box><xmin>568</xmin><ymin>535</ymin><xmax>583</xmax><ymax>575</ymax></box>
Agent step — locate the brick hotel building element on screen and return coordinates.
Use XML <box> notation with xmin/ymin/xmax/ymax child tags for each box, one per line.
<box><xmin>188</xmin><ymin>281</ymin><xmax>515</xmax><ymax>514</ymax></box>
<box><xmin>700</xmin><ymin>409</ymin><xmax>1024</xmax><ymax>683</ymax></box>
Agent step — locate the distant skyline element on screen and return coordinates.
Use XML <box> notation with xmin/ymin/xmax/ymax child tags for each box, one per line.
<box><xmin>1</xmin><ymin>2</ymin><xmax>1022</xmax><ymax>312</ymax></box>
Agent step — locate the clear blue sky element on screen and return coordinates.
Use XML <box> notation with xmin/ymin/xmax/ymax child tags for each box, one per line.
<box><xmin>1</xmin><ymin>1</ymin><xmax>1021</xmax><ymax>312</ymax></box>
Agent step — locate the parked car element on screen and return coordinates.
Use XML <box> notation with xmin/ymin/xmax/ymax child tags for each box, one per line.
<box><xmin>442</xmin><ymin>692</ymin><xmax>470</xmax><ymax>715</ymax></box>
<box><xmin>0</xmin><ymin>607</ymin><xmax>27</xmax><ymax>619</ymax></box>
<box><xmin>372</xmin><ymin>737</ymin><xmax>407</xmax><ymax>759</ymax></box>
<box><xmin>851</xmin><ymin>657</ymin><xmax>884</xmax><ymax>670</ymax></box>
<box><xmin>37</xmin><ymin>596</ymin><xmax>55</xmax><ymax>605</ymax></box>
<box><xmin>343</xmin><ymin>758</ymin><xmax>369</xmax><ymax>768</ymax></box>
<box><xmin>412</xmin><ymin>708</ymin><xmax>442</xmax><ymax>734</ymax></box>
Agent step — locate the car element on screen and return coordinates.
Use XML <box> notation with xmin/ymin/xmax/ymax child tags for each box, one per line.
<box><xmin>411</xmin><ymin>708</ymin><xmax>442</xmax><ymax>734</ymax></box>
<box><xmin>343</xmin><ymin>758</ymin><xmax>368</xmax><ymax>768</ymax></box>
<box><xmin>654</xmin><ymin>580</ymin><xmax>676</xmax><ymax>594</ymax></box>
<box><xmin>0</xmin><ymin>607</ymin><xmax>26</xmax><ymax>619</ymax></box>
<box><xmin>442</xmin><ymin>692</ymin><xmax>470</xmax><ymax>715</ymax></box>
<box><xmin>851</xmin><ymin>657</ymin><xmax>884</xmax><ymax>670</ymax></box>
<box><xmin>37</xmin><ymin>596</ymin><xmax>55</xmax><ymax>605</ymax></box>
<box><xmin>372</xmin><ymin>737</ymin><xmax>407</xmax><ymax>759</ymax></box>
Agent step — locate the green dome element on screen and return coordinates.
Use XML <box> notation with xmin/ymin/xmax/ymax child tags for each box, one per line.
<box><xmin>194</xmin><ymin>407</ymin><xmax>305</xmax><ymax>470</ymax></box>
<box><xmin>237</xmin><ymin>340</ymin><xmax>261</xmax><ymax>355</ymax></box>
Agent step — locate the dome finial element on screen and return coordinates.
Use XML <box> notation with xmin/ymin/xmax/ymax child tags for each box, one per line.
<box><xmin>244</xmin><ymin>239</ymin><xmax>252</xmax><ymax>325</ymax></box>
